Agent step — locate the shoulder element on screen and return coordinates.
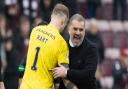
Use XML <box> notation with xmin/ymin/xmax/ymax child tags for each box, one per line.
<box><xmin>31</xmin><ymin>25</ymin><xmax>47</xmax><ymax>36</ymax></box>
<box><xmin>84</xmin><ymin>38</ymin><xmax>97</xmax><ymax>50</ymax></box>
<box><xmin>55</xmin><ymin>35</ymin><xmax>68</xmax><ymax>52</ymax></box>
<box><xmin>82</xmin><ymin>38</ymin><xmax>98</xmax><ymax>57</ymax></box>
<box><xmin>58</xmin><ymin>36</ymin><xmax>67</xmax><ymax>47</ymax></box>
<box><xmin>32</xmin><ymin>25</ymin><xmax>45</xmax><ymax>31</ymax></box>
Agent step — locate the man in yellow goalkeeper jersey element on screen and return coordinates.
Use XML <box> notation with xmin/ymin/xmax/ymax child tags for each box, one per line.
<box><xmin>20</xmin><ymin>3</ymin><xmax>69</xmax><ymax>89</ymax></box>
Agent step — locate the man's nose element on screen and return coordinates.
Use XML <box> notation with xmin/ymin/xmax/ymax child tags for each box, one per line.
<box><xmin>76</xmin><ymin>30</ymin><xmax>81</xmax><ymax>35</ymax></box>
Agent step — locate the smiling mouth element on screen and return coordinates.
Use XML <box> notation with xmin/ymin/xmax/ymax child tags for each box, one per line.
<box><xmin>73</xmin><ymin>35</ymin><xmax>81</xmax><ymax>42</ymax></box>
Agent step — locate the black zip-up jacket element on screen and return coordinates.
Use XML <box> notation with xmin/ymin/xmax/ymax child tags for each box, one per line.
<box><xmin>60</xmin><ymin>38</ymin><xmax>98</xmax><ymax>89</ymax></box>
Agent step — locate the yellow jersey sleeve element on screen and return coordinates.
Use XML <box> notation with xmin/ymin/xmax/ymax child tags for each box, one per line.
<box><xmin>57</xmin><ymin>41</ymin><xmax>69</xmax><ymax>65</ymax></box>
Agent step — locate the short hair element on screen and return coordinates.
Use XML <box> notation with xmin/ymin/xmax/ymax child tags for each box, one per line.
<box><xmin>52</xmin><ymin>3</ymin><xmax>69</xmax><ymax>19</ymax></box>
<box><xmin>68</xmin><ymin>14</ymin><xmax>85</xmax><ymax>27</ymax></box>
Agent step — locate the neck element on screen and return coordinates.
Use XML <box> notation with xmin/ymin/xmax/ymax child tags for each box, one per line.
<box><xmin>69</xmin><ymin>39</ymin><xmax>75</xmax><ymax>47</ymax></box>
<box><xmin>49</xmin><ymin>18</ymin><xmax>61</xmax><ymax>32</ymax></box>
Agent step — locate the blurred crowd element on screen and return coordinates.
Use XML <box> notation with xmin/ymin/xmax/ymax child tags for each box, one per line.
<box><xmin>0</xmin><ymin>0</ymin><xmax>128</xmax><ymax>89</ymax></box>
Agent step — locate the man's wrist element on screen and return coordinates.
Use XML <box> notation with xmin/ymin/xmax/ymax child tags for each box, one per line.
<box><xmin>64</xmin><ymin>68</ymin><xmax>69</xmax><ymax>78</ymax></box>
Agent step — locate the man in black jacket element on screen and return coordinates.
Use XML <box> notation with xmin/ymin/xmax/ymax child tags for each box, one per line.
<box><xmin>53</xmin><ymin>14</ymin><xmax>98</xmax><ymax>89</ymax></box>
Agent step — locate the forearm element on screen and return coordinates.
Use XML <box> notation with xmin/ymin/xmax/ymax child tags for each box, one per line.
<box><xmin>63</xmin><ymin>79</ymin><xmax>77</xmax><ymax>89</ymax></box>
<box><xmin>19</xmin><ymin>78</ymin><xmax>22</xmax><ymax>88</ymax></box>
<box><xmin>0</xmin><ymin>82</ymin><xmax>5</xmax><ymax>89</ymax></box>
<box><xmin>54</xmin><ymin>78</ymin><xmax>61</xmax><ymax>89</ymax></box>
<box><xmin>54</xmin><ymin>83</ymin><xmax>60</xmax><ymax>89</ymax></box>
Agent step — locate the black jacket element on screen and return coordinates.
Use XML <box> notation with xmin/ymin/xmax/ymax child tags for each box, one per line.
<box><xmin>60</xmin><ymin>38</ymin><xmax>98</xmax><ymax>89</ymax></box>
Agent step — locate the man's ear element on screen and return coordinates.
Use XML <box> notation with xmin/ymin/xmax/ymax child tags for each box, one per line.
<box><xmin>67</xmin><ymin>25</ymin><xmax>71</xmax><ymax>34</ymax></box>
<box><xmin>61</xmin><ymin>19</ymin><xmax>65</xmax><ymax>26</ymax></box>
<box><xmin>51</xmin><ymin>14</ymin><xmax>53</xmax><ymax>18</ymax></box>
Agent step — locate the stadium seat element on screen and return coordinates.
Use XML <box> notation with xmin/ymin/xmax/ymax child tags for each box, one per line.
<box><xmin>97</xmin><ymin>20</ymin><xmax>110</xmax><ymax>31</ymax></box>
<box><xmin>105</xmin><ymin>48</ymin><xmax>120</xmax><ymax>60</ymax></box>
<box><xmin>77</xmin><ymin>0</ymin><xmax>86</xmax><ymax>18</ymax></box>
<box><xmin>101</xmin><ymin>59</ymin><xmax>112</xmax><ymax>76</ymax></box>
<box><xmin>100</xmin><ymin>0</ymin><xmax>113</xmax><ymax>20</ymax></box>
<box><xmin>114</xmin><ymin>32</ymin><xmax>127</xmax><ymax>48</ymax></box>
<box><xmin>97</xmin><ymin>20</ymin><xmax>113</xmax><ymax>48</ymax></box>
<box><xmin>123</xmin><ymin>21</ymin><xmax>128</xmax><ymax>32</ymax></box>
<box><xmin>110</xmin><ymin>21</ymin><xmax>127</xmax><ymax>48</ymax></box>
<box><xmin>109</xmin><ymin>21</ymin><xmax>124</xmax><ymax>32</ymax></box>
<box><xmin>125</xmin><ymin>3</ymin><xmax>128</xmax><ymax>20</ymax></box>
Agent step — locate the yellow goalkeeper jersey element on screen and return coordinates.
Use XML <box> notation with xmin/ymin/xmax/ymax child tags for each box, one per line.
<box><xmin>20</xmin><ymin>24</ymin><xmax>69</xmax><ymax>89</ymax></box>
